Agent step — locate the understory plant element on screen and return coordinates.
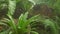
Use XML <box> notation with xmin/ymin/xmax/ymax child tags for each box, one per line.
<box><xmin>0</xmin><ymin>12</ymin><xmax>39</xmax><ymax>34</ymax></box>
<box><xmin>0</xmin><ymin>0</ymin><xmax>60</xmax><ymax>34</ymax></box>
<box><xmin>6</xmin><ymin>12</ymin><xmax>39</xmax><ymax>34</ymax></box>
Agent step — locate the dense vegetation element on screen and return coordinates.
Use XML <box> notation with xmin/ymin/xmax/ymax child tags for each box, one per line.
<box><xmin>0</xmin><ymin>0</ymin><xmax>60</xmax><ymax>34</ymax></box>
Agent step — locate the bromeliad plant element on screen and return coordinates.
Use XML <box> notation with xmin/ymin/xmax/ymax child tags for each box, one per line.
<box><xmin>6</xmin><ymin>12</ymin><xmax>39</xmax><ymax>34</ymax></box>
<box><xmin>7</xmin><ymin>0</ymin><xmax>39</xmax><ymax>34</ymax></box>
<box><xmin>0</xmin><ymin>0</ymin><xmax>39</xmax><ymax>34</ymax></box>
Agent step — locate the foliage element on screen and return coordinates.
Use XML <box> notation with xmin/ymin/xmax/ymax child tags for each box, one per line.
<box><xmin>8</xmin><ymin>0</ymin><xmax>16</xmax><ymax>15</ymax></box>
<box><xmin>0</xmin><ymin>0</ymin><xmax>60</xmax><ymax>34</ymax></box>
<box><xmin>0</xmin><ymin>12</ymin><xmax>39</xmax><ymax>34</ymax></box>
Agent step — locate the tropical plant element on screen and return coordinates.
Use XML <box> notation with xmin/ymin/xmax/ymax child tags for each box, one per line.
<box><xmin>0</xmin><ymin>0</ymin><xmax>39</xmax><ymax>34</ymax></box>
<box><xmin>0</xmin><ymin>0</ymin><xmax>60</xmax><ymax>34</ymax></box>
<box><xmin>0</xmin><ymin>12</ymin><xmax>39</xmax><ymax>34</ymax></box>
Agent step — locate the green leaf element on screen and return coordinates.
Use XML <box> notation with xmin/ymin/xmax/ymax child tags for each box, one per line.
<box><xmin>18</xmin><ymin>12</ymin><xmax>28</xmax><ymax>32</ymax></box>
<box><xmin>31</xmin><ymin>31</ymin><xmax>39</xmax><ymax>34</ymax></box>
<box><xmin>7</xmin><ymin>15</ymin><xmax>18</xmax><ymax>34</ymax></box>
<box><xmin>44</xmin><ymin>19</ymin><xmax>59</xmax><ymax>34</ymax></box>
<box><xmin>24</xmin><ymin>14</ymin><xmax>40</xmax><ymax>27</ymax></box>
<box><xmin>8</xmin><ymin>0</ymin><xmax>16</xmax><ymax>16</ymax></box>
